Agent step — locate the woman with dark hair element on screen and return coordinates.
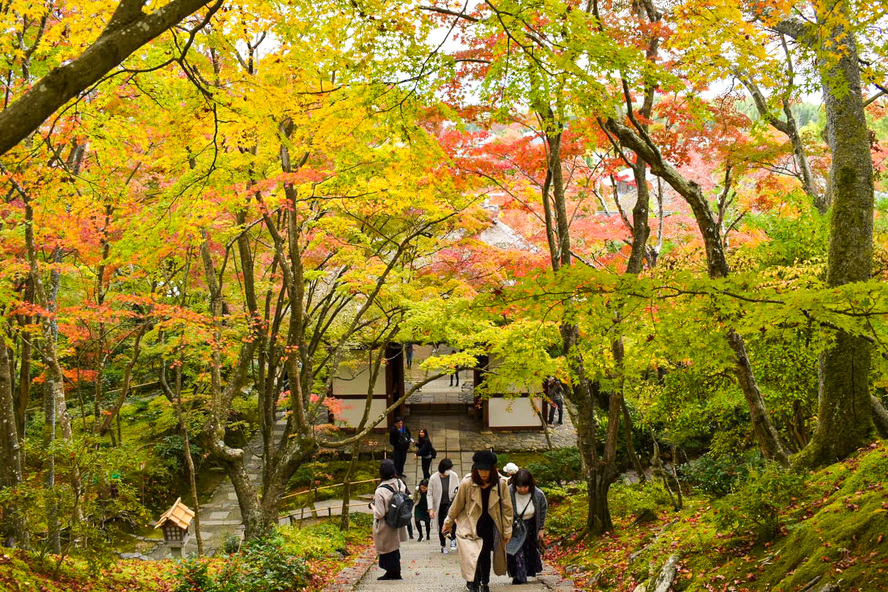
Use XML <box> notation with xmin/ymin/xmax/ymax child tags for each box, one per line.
<box><xmin>413</xmin><ymin>479</ymin><xmax>431</xmax><ymax>542</ymax></box>
<box><xmin>507</xmin><ymin>468</ymin><xmax>548</xmax><ymax>584</ymax></box>
<box><xmin>371</xmin><ymin>459</ymin><xmax>407</xmax><ymax>580</ymax></box>
<box><xmin>442</xmin><ymin>450</ymin><xmax>513</xmax><ymax>592</ymax></box>
<box><xmin>429</xmin><ymin>457</ymin><xmax>460</xmax><ymax>553</ymax></box>
<box><xmin>414</xmin><ymin>428</ymin><xmax>435</xmax><ymax>480</ymax></box>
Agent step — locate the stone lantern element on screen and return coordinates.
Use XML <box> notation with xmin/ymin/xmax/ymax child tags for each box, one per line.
<box><xmin>155</xmin><ymin>497</ymin><xmax>194</xmax><ymax>555</ymax></box>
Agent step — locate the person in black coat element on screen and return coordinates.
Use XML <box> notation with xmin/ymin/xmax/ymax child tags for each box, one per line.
<box><xmin>414</xmin><ymin>428</ymin><xmax>435</xmax><ymax>480</ymax></box>
<box><xmin>389</xmin><ymin>416</ymin><xmax>412</xmax><ymax>478</ymax></box>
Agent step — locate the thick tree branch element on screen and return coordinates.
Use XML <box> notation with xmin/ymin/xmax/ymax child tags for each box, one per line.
<box><xmin>0</xmin><ymin>0</ymin><xmax>220</xmax><ymax>156</ymax></box>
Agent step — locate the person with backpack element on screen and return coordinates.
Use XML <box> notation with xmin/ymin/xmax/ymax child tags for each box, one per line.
<box><xmin>414</xmin><ymin>428</ymin><xmax>435</xmax><ymax>480</ymax></box>
<box><xmin>442</xmin><ymin>450</ymin><xmax>513</xmax><ymax>592</ymax></box>
<box><xmin>428</xmin><ymin>457</ymin><xmax>460</xmax><ymax>554</ymax></box>
<box><xmin>389</xmin><ymin>416</ymin><xmax>413</xmax><ymax>479</ymax></box>
<box><xmin>372</xmin><ymin>459</ymin><xmax>411</xmax><ymax>580</ymax></box>
<box><xmin>506</xmin><ymin>468</ymin><xmax>548</xmax><ymax>585</ymax></box>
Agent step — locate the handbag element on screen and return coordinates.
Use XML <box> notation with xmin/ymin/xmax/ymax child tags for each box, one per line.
<box><xmin>505</xmin><ymin>495</ymin><xmax>533</xmax><ymax>555</ymax></box>
<box><xmin>505</xmin><ymin>518</ymin><xmax>527</xmax><ymax>555</ymax></box>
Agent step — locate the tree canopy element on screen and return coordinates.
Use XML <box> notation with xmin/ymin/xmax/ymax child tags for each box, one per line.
<box><xmin>1</xmin><ymin>0</ymin><xmax>887</xmax><ymax>549</ymax></box>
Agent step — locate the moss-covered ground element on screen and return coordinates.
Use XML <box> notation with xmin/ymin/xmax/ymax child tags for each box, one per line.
<box><xmin>0</xmin><ymin>516</ymin><xmax>373</xmax><ymax>592</ymax></box>
<box><xmin>544</xmin><ymin>440</ymin><xmax>888</xmax><ymax>591</ymax></box>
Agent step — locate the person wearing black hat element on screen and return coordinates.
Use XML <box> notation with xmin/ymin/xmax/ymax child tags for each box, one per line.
<box><xmin>442</xmin><ymin>450</ymin><xmax>513</xmax><ymax>592</ymax></box>
<box><xmin>371</xmin><ymin>459</ymin><xmax>408</xmax><ymax>580</ymax></box>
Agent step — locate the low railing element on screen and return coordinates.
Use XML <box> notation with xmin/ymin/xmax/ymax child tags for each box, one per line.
<box><xmin>279</xmin><ymin>477</ymin><xmax>381</xmax><ymax>524</ymax></box>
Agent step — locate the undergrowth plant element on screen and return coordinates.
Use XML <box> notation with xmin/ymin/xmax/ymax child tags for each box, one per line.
<box><xmin>526</xmin><ymin>447</ymin><xmax>582</xmax><ymax>486</ymax></box>
<box><xmin>678</xmin><ymin>451</ymin><xmax>767</xmax><ymax>498</ymax></box>
<box><xmin>174</xmin><ymin>531</ymin><xmax>309</xmax><ymax>592</ymax></box>
<box><xmin>712</xmin><ymin>462</ymin><xmax>806</xmax><ymax>542</ymax></box>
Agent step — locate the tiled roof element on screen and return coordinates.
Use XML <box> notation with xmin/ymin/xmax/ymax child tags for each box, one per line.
<box><xmin>154</xmin><ymin>497</ymin><xmax>195</xmax><ymax>530</ymax></box>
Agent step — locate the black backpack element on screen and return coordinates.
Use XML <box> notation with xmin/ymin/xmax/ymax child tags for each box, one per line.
<box><xmin>380</xmin><ymin>484</ymin><xmax>413</xmax><ymax>528</ymax></box>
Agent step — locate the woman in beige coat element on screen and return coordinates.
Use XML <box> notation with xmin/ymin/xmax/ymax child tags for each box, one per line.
<box><xmin>442</xmin><ymin>450</ymin><xmax>513</xmax><ymax>592</ymax></box>
<box><xmin>372</xmin><ymin>459</ymin><xmax>408</xmax><ymax>580</ymax></box>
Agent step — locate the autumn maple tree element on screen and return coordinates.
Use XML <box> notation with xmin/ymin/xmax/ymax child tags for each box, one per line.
<box><xmin>1</xmin><ymin>0</ymin><xmax>887</xmax><ymax>555</ymax></box>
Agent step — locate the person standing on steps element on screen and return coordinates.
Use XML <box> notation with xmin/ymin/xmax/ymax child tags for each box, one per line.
<box><xmin>389</xmin><ymin>416</ymin><xmax>412</xmax><ymax>479</ymax></box>
<box><xmin>372</xmin><ymin>459</ymin><xmax>407</xmax><ymax>580</ymax></box>
<box><xmin>428</xmin><ymin>457</ymin><xmax>460</xmax><ymax>554</ymax></box>
<box><xmin>507</xmin><ymin>469</ymin><xmax>548</xmax><ymax>585</ymax></box>
<box><xmin>442</xmin><ymin>450</ymin><xmax>513</xmax><ymax>592</ymax></box>
<box><xmin>546</xmin><ymin>377</ymin><xmax>564</xmax><ymax>426</ymax></box>
<box><xmin>414</xmin><ymin>428</ymin><xmax>435</xmax><ymax>480</ymax></box>
<box><xmin>405</xmin><ymin>343</ymin><xmax>414</xmax><ymax>369</ymax></box>
<box><xmin>413</xmin><ymin>479</ymin><xmax>431</xmax><ymax>542</ymax></box>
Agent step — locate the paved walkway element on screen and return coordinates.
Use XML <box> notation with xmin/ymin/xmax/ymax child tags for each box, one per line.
<box><xmin>147</xmin><ymin>415</ymin><xmax>288</xmax><ymax>558</ymax></box>
<box><xmin>351</xmin><ymin>534</ymin><xmax>575</xmax><ymax>592</ymax></box>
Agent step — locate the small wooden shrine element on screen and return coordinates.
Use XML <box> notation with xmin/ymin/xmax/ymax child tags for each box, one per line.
<box><xmin>155</xmin><ymin>497</ymin><xmax>195</xmax><ymax>548</ymax></box>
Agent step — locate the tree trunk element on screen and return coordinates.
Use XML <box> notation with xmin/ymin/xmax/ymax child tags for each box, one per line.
<box><xmin>572</xmin><ymin>377</ymin><xmax>618</xmax><ymax>535</ymax></box>
<box><xmin>0</xmin><ymin>338</ymin><xmax>27</xmax><ymax>547</ymax></box>
<box><xmin>726</xmin><ymin>332</ymin><xmax>792</xmax><ymax>462</ymax></box>
<box><xmin>15</xmin><ymin>325</ymin><xmax>31</xmax><ymax>438</ymax></box>
<box><xmin>339</xmin><ymin>443</ymin><xmax>361</xmax><ymax>531</ymax></box>
<box><xmin>737</xmin><ymin>71</ymin><xmax>824</xmax><ymax>212</ymax></box>
<box><xmin>622</xmin><ymin>400</ymin><xmax>646</xmax><ymax>484</ymax></box>
<box><xmin>872</xmin><ymin>396</ymin><xmax>888</xmax><ymax>439</ymax></box>
<box><xmin>535</xmin><ymin>94</ymin><xmax>620</xmax><ymax>533</ymax></box>
<box><xmin>97</xmin><ymin>327</ymin><xmax>145</xmax><ymax>436</ymax></box>
<box><xmin>174</xmin><ymin>361</ymin><xmax>203</xmax><ymax>555</ymax></box>
<box><xmin>794</xmin><ymin>2</ymin><xmax>874</xmax><ymax>467</ymax></box>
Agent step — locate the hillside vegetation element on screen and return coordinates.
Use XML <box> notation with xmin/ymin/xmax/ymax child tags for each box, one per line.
<box><xmin>545</xmin><ymin>441</ymin><xmax>888</xmax><ymax>591</ymax></box>
<box><xmin>0</xmin><ymin>518</ymin><xmax>373</xmax><ymax>592</ymax></box>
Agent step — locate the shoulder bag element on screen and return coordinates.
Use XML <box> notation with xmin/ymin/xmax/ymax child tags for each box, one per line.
<box><xmin>505</xmin><ymin>493</ymin><xmax>532</xmax><ymax>555</ymax></box>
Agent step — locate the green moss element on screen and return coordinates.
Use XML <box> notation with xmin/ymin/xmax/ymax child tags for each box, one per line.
<box><xmin>0</xmin><ymin>551</ymin><xmax>176</xmax><ymax>592</ymax></box>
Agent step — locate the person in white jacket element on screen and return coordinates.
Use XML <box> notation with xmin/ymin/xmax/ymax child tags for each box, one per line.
<box><xmin>428</xmin><ymin>457</ymin><xmax>460</xmax><ymax>553</ymax></box>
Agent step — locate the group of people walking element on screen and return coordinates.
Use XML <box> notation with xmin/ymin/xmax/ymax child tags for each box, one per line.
<box><xmin>372</xmin><ymin>429</ymin><xmax>549</xmax><ymax>591</ymax></box>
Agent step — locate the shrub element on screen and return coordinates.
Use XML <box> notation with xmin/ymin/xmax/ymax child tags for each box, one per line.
<box><xmin>222</xmin><ymin>534</ymin><xmax>241</xmax><ymax>555</ymax></box>
<box><xmin>538</xmin><ymin>483</ymin><xmax>576</xmax><ymax>504</ymax></box>
<box><xmin>678</xmin><ymin>451</ymin><xmax>766</xmax><ymax>498</ymax></box>
<box><xmin>526</xmin><ymin>447</ymin><xmax>581</xmax><ymax>486</ymax></box>
<box><xmin>7</xmin><ymin>437</ymin><xmax>151</xmax><ymax>575</ymax></box>
<box><xmin>172</xmin><ymin>531</ymin><xmax>309</xmax><ymax>592</ymax></box>
<box><xmin>216</xmin><ymin>532</ymin><xmax>310</xmax><ymax>592</ymax></box>
<box><xmin>609</xmin><ymin>482</ymin><xmax>675</xmax><ymax>520</ymax></box>
<box><xmin>173</xmin><ymin>558</ymin><xmax>216</xmax><ymax>592</ymax></box>
<box><xmin>713</xmin><ymin>463</ymin><xmax>806</xmax><ymax>542</ymax></box>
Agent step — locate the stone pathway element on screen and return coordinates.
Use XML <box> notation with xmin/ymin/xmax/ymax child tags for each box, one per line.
<box><xmin>352</xmin><ymin>534</ymin><xmax>576</xmax><ymax>592</ymax></box>
<box><xmin>148</xmin><ymin>415</ymin><xmax>287</xmax><ymax>558</ymax></box>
